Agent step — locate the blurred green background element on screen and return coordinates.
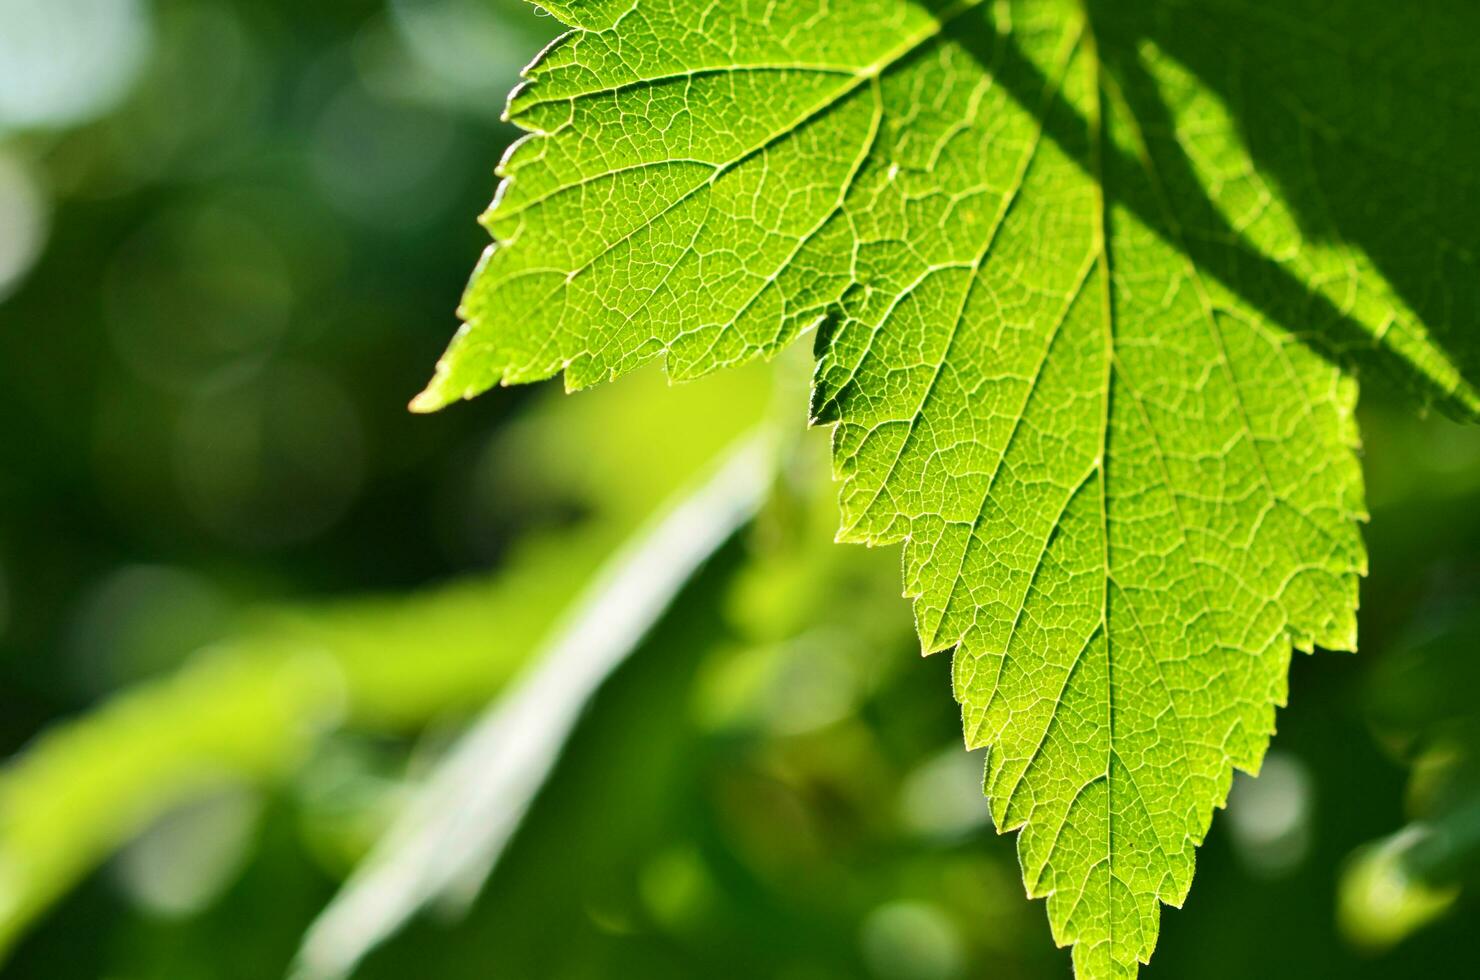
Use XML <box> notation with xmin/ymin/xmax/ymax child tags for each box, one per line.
<box><xmin>1</xmin><ymin>1</ymin><xmax>1479</xmax><ymax>977</ymax></box>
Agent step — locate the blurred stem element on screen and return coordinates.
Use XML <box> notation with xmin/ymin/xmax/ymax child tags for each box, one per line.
<box><xmin>291</xmin><ymin>428</ymin><xmax>777</xmax><ymax>980</ymax></box>
<box><xmin>1400</xmin><ymin>794</ymin><xmax>1480</xmax><ymax>886</ymax></box>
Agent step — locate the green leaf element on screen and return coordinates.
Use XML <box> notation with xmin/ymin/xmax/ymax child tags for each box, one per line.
<box><xmin>414</xmin><ymin>1</ymin><xmax>1480</xmax><ymax>975</ymax></box>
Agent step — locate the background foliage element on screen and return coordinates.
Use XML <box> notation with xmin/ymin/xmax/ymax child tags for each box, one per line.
<box><xmin>1</xmin><ymin>1</ymin><xmax>1478</xmax><ymax>977</ymax></box>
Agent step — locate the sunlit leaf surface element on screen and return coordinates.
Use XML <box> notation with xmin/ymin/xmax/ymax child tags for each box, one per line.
<box><xmin>416</xmin><ymin>1</ymin><xmax>1480</xmax><ymax>975</ymax></box>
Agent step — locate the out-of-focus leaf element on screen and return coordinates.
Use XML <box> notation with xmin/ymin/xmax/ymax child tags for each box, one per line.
<box><xmin>0</xmin><ymin>365</ymin><xmax>770</xmax><ymax>958</ymax></box>
<box><xmin>1339</xmin><ymin>821</ymin><xmax>1466</xmax><ymax>951</ymax></box>
<box><xmin>1342</xmin><ymin>613</ymin><xmax>1480</xmax><ymax>947</ymax></box>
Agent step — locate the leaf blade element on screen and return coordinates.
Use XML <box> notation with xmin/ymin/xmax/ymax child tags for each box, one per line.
<box><xmin>417</xmin><ymin>2</ymin><xmax>1479</xmax><ymax>975</ymax></box>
